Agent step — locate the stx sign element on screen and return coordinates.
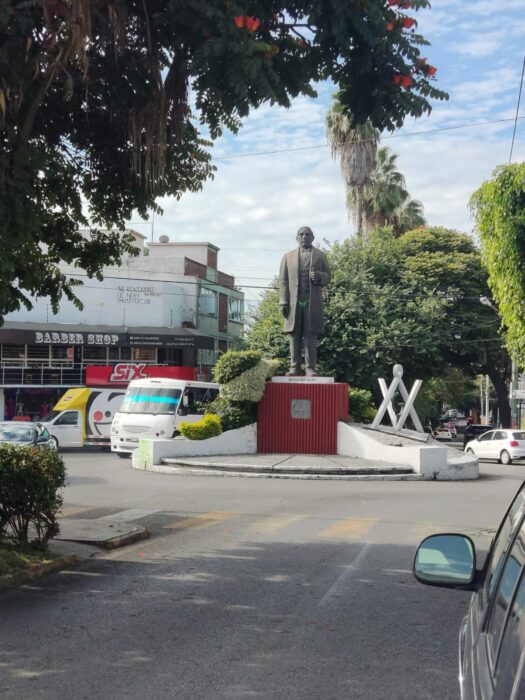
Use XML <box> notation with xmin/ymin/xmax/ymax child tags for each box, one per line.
<box><xmin>108</xmin><ymin>363</ymin><xmax>148</xmax><ymax>383</ymax></box>
<box><xmin>86</xmin><ymin>365</ymin><xmax>197</xmax><ymax>387</ymax></box>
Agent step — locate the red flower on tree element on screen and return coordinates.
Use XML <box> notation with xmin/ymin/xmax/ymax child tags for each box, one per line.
<box><xmin>234</xmin><ymin>16</ymin><xmax>244</xmax><ymax>28</ymax></box>
<box><xmin>391</xmin><ymin>73</ymin><xmax>402</xmax><ymax>84</ymax></box>
<box><xmin>403</xmin><ymin>17</ymin><xmax>415</xmax><ymax>28</ymax></box>
<box><xmin>427</xmin><ymin>65</ymin><xmax>437</xmax><ymax>76</ymax></box>
<box><xmin>245</xmin><ymin>16</ymin><xmax>260</xmax><ymax>32</ymax></box>
<box><xmin>386</xmin><ymin>22</ymin><xmax>394</xmax><ymax>31</ymax></box>
<box><xmin>400</xmin><ymin>75</ymin><xmax>412</xmax><ymax>88</ymax></box>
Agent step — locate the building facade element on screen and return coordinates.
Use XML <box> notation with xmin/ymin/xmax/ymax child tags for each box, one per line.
<box><xmin>0</xmin><ymin>234</ymin><xmax>244</xmax><ymax>420</ymax></box>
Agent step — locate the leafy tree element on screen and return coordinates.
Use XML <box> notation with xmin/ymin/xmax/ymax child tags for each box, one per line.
<box><xmin>0</xmin><ymin>0</ymin><xmax>446</xmax><ymax>320</ymax></box>
<box><xmin>246</xmin><ymin>227</ymin><xmax>511</xmax><ymax>425</ymax></box>
<box><xmin>470</xmin><ymin>163</ymin><xmax>525</xmax><ymax>367</ymax></box>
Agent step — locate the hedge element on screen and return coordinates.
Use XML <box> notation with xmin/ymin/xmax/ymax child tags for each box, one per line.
<box><xmin>205</xmin><ymin>397</ymin><xmax>256</xmax><ymax>432</ymax></box>
<box><xmin>0</xmin><ymin>444</ymin><xmax>66</xmax><ymax>548</ymax></box>
<box><xmin>179</xmin><ymin>414</ymin><xmax>222</xmax><ymax>440</ymax></box>
<box><xmin>212</xmin><ymin>350</ymin><xmax>262</xmax><ymax>384</ymax></box>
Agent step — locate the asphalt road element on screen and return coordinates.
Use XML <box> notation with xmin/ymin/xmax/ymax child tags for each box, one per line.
<box><xmin>1</xmin><ymin>451</ymin><xmax>524</xmax><ymax>700</ymax></box>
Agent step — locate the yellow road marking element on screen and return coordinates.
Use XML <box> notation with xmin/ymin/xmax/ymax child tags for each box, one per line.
<box><xmin>318</xmin><ymin>517</ymin><xmax>379</xmax><ymax>540</ymax></box>
<box><xmin>163</xmin><ymin>511</ymin><xmax>241</xmax><ymax>531</ymax></box>
<box><xmin>247</xmin><ymin>515</ymin><xmax>303</xmax><ymax>534</ymax></box>
<box><xmin>59</xmin><ymin>505</ymin><xmax>94</xmax><ymax>517</ymax></box>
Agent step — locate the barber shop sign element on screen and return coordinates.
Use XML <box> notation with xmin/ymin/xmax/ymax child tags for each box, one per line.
<box><xmin>34</xmin><ymin>331</ymin><xmax>120</xmax><ymax>345</ymax></box>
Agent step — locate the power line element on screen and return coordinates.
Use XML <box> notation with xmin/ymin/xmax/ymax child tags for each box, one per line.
<box><xmin>214</xmin><ymin>116</ymin><xmax>525</xmax><ymax>161</ymax></box>
<box><xmin>509</xmin><ymin>55</ymin><xmax>525</xmax><ymax>164</ymax></box>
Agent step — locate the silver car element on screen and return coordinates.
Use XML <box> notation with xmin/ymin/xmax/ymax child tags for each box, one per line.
<box><xmin>0</xmin><ymin>421</ymin><xmax>56</xmax><ymax>449</ymax></box>
<box><xmin>464</xmin><ymin>429</ymin><xmax>525</xmax><ymax>465</ymax></box>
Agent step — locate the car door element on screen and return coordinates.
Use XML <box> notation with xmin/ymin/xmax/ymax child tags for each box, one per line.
<box><xmin>51</xmin><ymin>410</ymin><xmax>81</xmax><ymax>447</ymax></box>
<box><xmin>476</xmin><ymin>430</ymin><xmax>496</xmax><ymax>459</ymax></box>
<box><xmin>462</xmin><ymin>487</ymin><xmax>525</xmax><ymax>700</ymax></box>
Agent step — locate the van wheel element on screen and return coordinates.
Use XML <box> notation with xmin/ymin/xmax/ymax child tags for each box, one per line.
<box><xmin>49</xmin><ymin>436</ymin><xmax>59</xmax><ymax>450</ymax></box>
<box><xmin>116</xmin><ymin>452</ymin><xmax>130</xmax><ymax>459</ymax></box>
<box><xmin>500</xmin><ymin>450</ymin><xmax>512</xmax><ymax>465</ymax></box>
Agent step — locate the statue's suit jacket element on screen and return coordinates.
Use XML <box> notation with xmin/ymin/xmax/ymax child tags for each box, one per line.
<box><xmin>279</xmin><ymin>246</ymin><xmax>331</xmax><ymax>335</ymax></box>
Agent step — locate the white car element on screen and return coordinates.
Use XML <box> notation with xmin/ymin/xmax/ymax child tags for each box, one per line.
<box><xmin>464</xmin><ymin>429</ymin><xmax>525</xmax><ymax>465</ymax></box>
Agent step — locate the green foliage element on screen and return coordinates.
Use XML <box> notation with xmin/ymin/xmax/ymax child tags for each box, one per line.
<box><xmin>470</xmin><ymin>163</ymin><xmax>525</xmax><ymax>368</ymax></box>
<box><xmin>0</xmin><ymin>445</ymin><xmax>66</xmax><ymax>548</ymax></box>
<box><xmin>244</xmin><ymin>284</ymin><xmax>289</xmax><ymax>364</ymax></box>
<box><xmin>415</xmin><ymin>368</ymin><xmax>479</xmax><ymax>424</ymax></box>
<box><xmin>348</xmin><ymin>387</ymin><xmax>376</xmax><ymax>423</ymax></box>
<box><xmin>0</xmin><ymin>1</ymin><xmax>446</xmax><ymax>318</ymax></box>
<box><xmin>245</xmin><ymin>226</ymin><xmax>510</xmax><ymax>423</ymax></box>
<box><xmin>220</xmin><ymin>359</ymin><xmax>279</xmax><ymax>402</ymax></box>
<box><xmin>213</xmin><ymin>350</ymin><xmax>263</xmax><ymax>384</ymax></box>
<box><xmin>179</xmin><ymin>414</ymin><xmax>222</xmax><ymax>440</ymax></box>
<box><xmin>0</xmin><ymin>541</ymin><xmax>58</xmax><ymax>577</ymax></box>
<box><xmin>205</xmin><ymin>397</ymin><xmax>256</xmax><ymax>432</ymax></box>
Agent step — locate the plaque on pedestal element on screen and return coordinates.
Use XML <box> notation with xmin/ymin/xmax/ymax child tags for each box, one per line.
<box><xmin>270</xmin><ymin>376</ymin><xmax>335</xmax><ymax>384</ymax></box>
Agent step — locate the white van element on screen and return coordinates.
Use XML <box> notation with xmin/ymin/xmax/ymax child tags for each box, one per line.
<box><xmin>110</xmin><ymin>378</ymin><xmax>219</xmax><ymax>457</ymax></box>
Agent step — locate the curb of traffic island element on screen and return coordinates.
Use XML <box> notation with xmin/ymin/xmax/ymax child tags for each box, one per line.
<box><xmin>97</xmin><ymin>525</ymin><xmax>150</xmax><ymax>549</ymax></box>
<box><xmin>0</xmin><ymin>554</ymin><xmax>78</xmax><ymax>592</ymax></box>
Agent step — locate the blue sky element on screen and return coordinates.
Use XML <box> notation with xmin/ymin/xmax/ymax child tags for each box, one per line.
<box><xmin>126</xmin><ymin>0</ymin><xmax>525</xmax><ymax>308</ymax></box>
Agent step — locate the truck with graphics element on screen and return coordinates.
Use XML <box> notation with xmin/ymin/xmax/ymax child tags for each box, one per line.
<box><xmin>40</xmin><ymin>387</ymin><xmax>125</xmax><ymax>449</ymax></box>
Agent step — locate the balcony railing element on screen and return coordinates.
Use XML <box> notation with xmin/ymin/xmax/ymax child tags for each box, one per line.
<box><xmin>0</xmin><ymin>366</ymin><xmax>86</xmax><ymax>386</ymax></box>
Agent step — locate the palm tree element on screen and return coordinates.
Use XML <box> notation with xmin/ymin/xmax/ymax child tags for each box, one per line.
<box><xmin>392</xmin><ymin>197</ymin><xmax>426</xmax><ymax>236</ymax></box>
<box><xmin>357</xmin><ymin>145</ymin><xmax>426</xmax><ymax>236</ymax></box>
<box><xmin>326</xmin><ymin>94</ymin><xmax>379</xmax><ymax>236</ymax></box>
<box><xmin>357</xmin><ymin>147</ymin><xmax>408</xmax><ymax>230</ymax></box>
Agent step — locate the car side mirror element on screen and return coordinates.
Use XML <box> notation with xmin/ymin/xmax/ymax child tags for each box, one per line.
<box><xmin>414</xmin><ymin>534</ymin><xmax>477</xmax><ymax>590</ymax></box>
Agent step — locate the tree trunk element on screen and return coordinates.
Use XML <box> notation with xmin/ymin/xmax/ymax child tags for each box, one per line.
<box><xmin>488</xmin><ymin>368</ymin><xmax>511</xmax><ymax>427</ymax></box>
<box><xmin>355</xmin><ymin>186</ymin><xmax>363</xmax><ymax>236</ymax></box>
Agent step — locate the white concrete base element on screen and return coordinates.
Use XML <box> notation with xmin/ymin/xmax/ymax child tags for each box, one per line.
<box><xmin>337</xmin><ymin>422</ymin><xmax>478</xmax><ymax>480</ymax></box>
<box><xmin>132</xmin><ymin>423</ymin><xmax>257</xmax><ymax>471</ymax></box>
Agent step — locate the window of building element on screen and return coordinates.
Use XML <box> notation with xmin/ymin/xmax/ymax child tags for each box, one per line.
<box><xmin>200</xmin><ymin>287</ymin><xmax>217</xmax><ymax>316</ymax></box>
<box><xmin>51</xmin><ymin>346</ymin><xmax>73</xmax><ymax>363</ymax></box>
<box><xmin>26</xmin><ymin>345</ymin><xmax>51</xmax><ymax>363</ymax></box>
<box><xmin>132</xmin><ymin>347</ymin><xmax>157</xmax><ymax>363</ymax></box>
<box><xmin>228</xmin><ymin>298</ymin><xmax>243</xmax><ymax>323</ymax></box>
<box><xmin>1</xmin><ymin>345</ymin><xmax>26</xmax><ymax>364</ymax></box>
<box><xmin>82</xmin><ymin>346</ymin><xmax>108</xmax><ymax>362</ymax></box>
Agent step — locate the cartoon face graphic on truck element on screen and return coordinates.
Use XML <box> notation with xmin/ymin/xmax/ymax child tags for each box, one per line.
<box><xmin>86</xmin><ymin>391</ymin><xmax>125</xmax><ymax>437</ymax></box>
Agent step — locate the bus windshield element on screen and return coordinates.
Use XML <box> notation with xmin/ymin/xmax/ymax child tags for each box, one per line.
<box><xmin>120</xmin><ymin>388</ymin><xmax>182</xmax><ymax>415</ymax></box>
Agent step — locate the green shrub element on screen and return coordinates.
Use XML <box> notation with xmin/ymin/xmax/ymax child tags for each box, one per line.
<box><xmin>179</xmin><ymin>414</ymin><xmax>222</xmax><ymax>440</ymax></box>
<box><xmin>0</xmin><ymin>444</ymin><xmax>66</xmax><ymax>549</ymax></box>
<box><xmin>205</xmin><ymin>397</ymin><xmax>256</xmax><ymax>432</ymax></box>
<box><xmin>220</xmin><ymin>358</ymin><xmax>279</xmax><ymax>402</ymax></box>
<box><xmin>348</xmin><ymin>387</ymin><xmax>376</xmax><ymax>424</ymax></box>
<box><xmin>213</xmin><ymin>350</ymin><xmax>262</xmax><ymax>384</ymax></box>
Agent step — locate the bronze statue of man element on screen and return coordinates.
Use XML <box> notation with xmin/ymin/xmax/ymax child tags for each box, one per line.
<box><xmin>279</xmin><ymin>226</ymin><xmax>331</xmax><ymax>376</ymax></box>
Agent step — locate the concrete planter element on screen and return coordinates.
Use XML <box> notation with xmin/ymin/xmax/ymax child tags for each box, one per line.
<box><xmin>133</xmin><ymin>423</ymin><xmax>257</xmax><ymax>470</ymax></box>
<box><xmin>337</xmin><ymin>422</ymin><xmax>478</xmax><ymax>480</ymax></box>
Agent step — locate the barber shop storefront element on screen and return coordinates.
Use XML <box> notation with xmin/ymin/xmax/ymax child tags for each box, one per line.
<box><xmin>0</xmin><ymin>322</ymin><xmax>215</xmax><ymax>420</ymax></box>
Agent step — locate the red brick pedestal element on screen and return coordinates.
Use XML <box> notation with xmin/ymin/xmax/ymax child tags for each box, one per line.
<box><xmin>257</xmin><ymin>379</ymin><xmax>348</xmax><ymax>454</ymax></box>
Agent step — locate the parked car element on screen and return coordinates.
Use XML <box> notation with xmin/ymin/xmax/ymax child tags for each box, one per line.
<box><xmin>462</xmin><ymin>423</ymin><xmax>494</xmax><ymax>448</ymax></box>
<box><xmin>413</xmin><ymin>481</ymin><xmax>525</xmax><ymax>699</ymax></box>
<box><xmin>434</xmin><ymin>427</ymin><xmax>453</xmax><ymax>441</ymax></box>
<box><xmin>464</xmin><ymin>429</ymin><xmax>525</xmax><ymax>465</ymax></box>
<box><xmin>0</xmin><ymin>421</ymin><xmax>55</xmax><ymax>449</ymax></box>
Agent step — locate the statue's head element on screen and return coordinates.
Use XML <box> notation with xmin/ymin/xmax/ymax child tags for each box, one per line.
<box><xmin>296</xmin><ymin>226</ymin><xmax>314</xmax><ymax>250</ymax></box>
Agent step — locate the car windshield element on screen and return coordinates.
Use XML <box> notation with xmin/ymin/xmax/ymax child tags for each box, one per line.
<box><xmin>0</xmin><ymin>424</ymin><xmax>34</xmax><ymax>442</ymax></box>
<box><xmin>119</xmin><ymin>388</ymin><xmax>183</xmax><ymax>415</ymax></box>
<box><xmin>512</xmin><ymin>432</ymin><xmax>525</xmax><ymax>440</ymax></box>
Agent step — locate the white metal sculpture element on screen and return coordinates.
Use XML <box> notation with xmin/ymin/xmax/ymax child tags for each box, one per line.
<box><xmin>371</xmin><ymin>364</ymin><xmax>424</xmax><ymax>433</ymax></box>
